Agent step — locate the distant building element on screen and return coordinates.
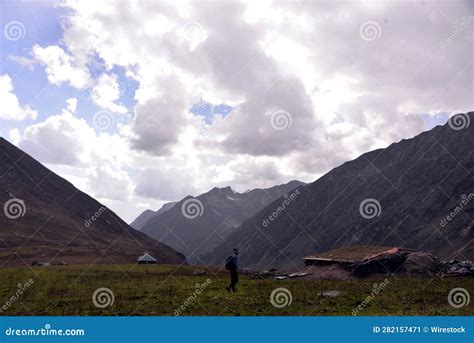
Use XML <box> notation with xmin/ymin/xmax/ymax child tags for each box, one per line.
<box><xmin>137</xmin><ymin>252</ymin><xmax>157</xmax><ymax>264</ymax></box>
<box><xmin>303</xmin><ymin>247</ymin><xmax>402</xmax><ymax>267</ymax></box>
<box><xmin>303</xmin><ymin>246</ymin><xmax>407</xmax><ymax>277</ymax></box>
<box><xmin>303</xmin><ymin>256</ymin><xmax>353</xmax><ymax>267</ymax></box>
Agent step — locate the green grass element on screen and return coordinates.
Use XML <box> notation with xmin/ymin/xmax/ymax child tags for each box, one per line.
<box><xmin>0</xmin><ymin>264</ymin><xmax>472</xmax><ymax>316</ymax></box>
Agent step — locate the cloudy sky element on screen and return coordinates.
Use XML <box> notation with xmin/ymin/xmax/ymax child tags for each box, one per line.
<box><xmin>0</xmin><ymin>0</ymin><xmax>472</xmax><ymax>223</ymax></box>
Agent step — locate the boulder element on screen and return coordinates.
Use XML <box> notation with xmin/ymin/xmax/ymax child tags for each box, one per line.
<box><xmin>319</xmin><ymin>290</ymin><xmax>341</xmax><ymax>297</ymax></box>
<box><xmin>251</xmin><ymin>269</ymin><xmax>288</xmax><ymax>279</ymax></box>
<box><xmin>442</xmin><ymin>260</ymin><xmax>474</xmax><ymax>276</ymax></box>
<box><xmin>404</xmin><ymin>251</ymin><xmax>438</xmax><ymax>274</ymax></box>
<box><xmin>192</xmin><ymin>269</ymin><xmax>206</xmax><ymax>276</ymax></box>
<box><xmin>352</xmin><ymin>249</ymin><xmax>408</xmax><ymax>277</ymax></box>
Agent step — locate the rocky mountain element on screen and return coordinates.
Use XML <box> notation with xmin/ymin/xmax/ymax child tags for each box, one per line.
<box><xmin>0</xmin><ymin>138</ymin><xmax>185</xmax><ymax>267</ymax></box>
<box><xmin>139</xmin><ymin>180</ymin><xmax>304</xmax><ymax>263</ymax></box>
<box><xmin>203</xmin><ymin>112</ymin><xmax>474</xmax><ymax>269</ymax></box>
<box><xmin>131</xmin><ymin>202</ymin><xmax>177</xmax><ymax>230</ymax></box>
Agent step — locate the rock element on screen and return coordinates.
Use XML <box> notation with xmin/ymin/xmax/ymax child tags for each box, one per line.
<box><xmin>404</xmin><ymin>251</ymin><xmax>438</xmax><ymax>274</ymax></box>
<box><xmin>288</xmin><ymin>272</ymin><xmax>312</xmax><ymax>278</ymax></box>
<box><xmin>192</xmin><ymin>269</ymin><xmax>206</xmax><ymax>276</ymax></box>
<box><xmin>452</xmin><ymin>267</ymin><xmax>471</xmax><ymax>275</ymax></box>
<box><xmin>320</xmin><ymin>290</ymin><xmax>341</xmax><ymax>297</ymax></box>
<box><xmin>31</xmin><ymin>261</ymin><xmax>49</xmax><ymax>267</ymax></box>
<box><xmin>304</xmin><ymin>265</ymin><xmax>353</xmax><ymax>280</ymax></box>
<box><xmin>442</xmin><ymin>260</ymin><xmax>474</xmax><ymax>276</ymax></box>
<box><xmin>240</xmin><ymin>268</ymin><xmax>253</xmax><ymax>275</ymax></box>
<box><xmin>459</xmin><ymin>260</ymin><xmax>474</xmax><ymax>269</ymax></box>
<box><xmin>251</xmin><ymin>269</ymin><xmax>288</xmax><ymax>279</ymax></box>
<box><xmin>352</xmin><ymin>249</ymin><xmax>409</xmax><ymax>277</ymax></box>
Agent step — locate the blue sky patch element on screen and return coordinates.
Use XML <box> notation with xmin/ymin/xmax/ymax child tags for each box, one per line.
<box><xmin>421</xmin><ymin>113</ymin><xmax>450</xmax><ymax>130</ymax></box>
<box><xmin>189</xmin><ymin>100</ymin><xmax>233</xmax><ymax>124</ymax></box>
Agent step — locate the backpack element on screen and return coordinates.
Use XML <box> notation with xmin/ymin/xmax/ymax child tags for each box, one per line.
<box><xmin>225</xmin><ymin>256</ymin><xmax>233</xmax><ymax>270</ymax></box>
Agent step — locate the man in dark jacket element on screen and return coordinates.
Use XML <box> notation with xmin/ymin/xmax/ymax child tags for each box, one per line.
<box><xmin>226</xmin><ymin>248</ymin><xmax>239</xmax><ymax>292</ymax></box>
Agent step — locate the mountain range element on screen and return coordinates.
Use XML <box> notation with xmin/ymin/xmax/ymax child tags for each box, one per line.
<box><xmin>131</xmin><ymin>202</ymin><xmax>177</xmax><ymax>231</ymax></box>
<box><xmin>2</xmin><ymin>112</ymin><xmax>473</xmax><ymax>270</ymax></box>
<box><xmin>202</xmin><ymin>112</ymin><xmax>474</xmax><ymax>269</ymax></box>
<box><xmin>135</xmin><ymin>181</ymin><xmax>304</xmax><ymax>263</ymax></box>
<box><xmin>0</xmin><ymin>138</ymin><xmax>185</xmax><ymax>267</ymax></box>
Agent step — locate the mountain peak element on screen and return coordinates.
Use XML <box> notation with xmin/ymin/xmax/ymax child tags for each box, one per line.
<box><xmin>139</xmin><ymin>180</ymin><xmax>304</xmax><ymax>263</ymax></box>
<box><xmin>203</xmin><ymin>114</ymin><xmax>474</xmax><ymax>269</ymax></box>
<box><xmin>206</xmin><ymin>186</ymin><xmax>235</xmax><ymax>196</ymax></box>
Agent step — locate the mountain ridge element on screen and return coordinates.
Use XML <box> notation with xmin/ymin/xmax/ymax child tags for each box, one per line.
<box><xmin>131</xmin><ymin>202</ymin><xmax>177</xmax><ymax>230</ymax></box>
<box><xmin>138</xmin><ymin>180</ymin><xmax>305</xmax><ymax>263</ymax></box>
<box><xmin>202</xmin><ymin>112</ymin><xmax>474</xmax><ymax>269</ymax></box>
<box><xmin>0</xmin><ymin>137</ymin><xmax>186</xmax><ymax>267</ymax></box>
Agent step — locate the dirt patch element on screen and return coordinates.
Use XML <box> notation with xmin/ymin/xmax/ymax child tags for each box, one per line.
<box><xmin>302</xmin><ymin>264</ymin><xmax>353</xmax><ymax>280</ymax></box>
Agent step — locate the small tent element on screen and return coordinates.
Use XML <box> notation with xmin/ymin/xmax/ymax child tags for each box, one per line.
<box><xmin>137</xmin><ymin>252</ymin><xmax>157</xmax><ymax>264</ymax></box>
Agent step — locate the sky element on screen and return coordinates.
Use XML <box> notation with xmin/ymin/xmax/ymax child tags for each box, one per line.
<box><xmin>0</xmin><ymin>0</ymin><xmax>472</xmax><ymax>223</ymax></box>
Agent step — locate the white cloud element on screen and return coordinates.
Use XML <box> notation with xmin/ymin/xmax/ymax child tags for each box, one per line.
<box><xmin>21</xmin><ymin>110</ymin><xmax>132</xmax><ymax>168</ymax></box>
<box><xmin>32</xmin><ymin>44</ymin><xmax>91</xmax><ymax>89</ymax></box>
<box><xmin>91</xmin><ymin>73</ymin><xmax>127</xmax><ymax>114</ymax></box>
<box><xmin>66</xmin><ymin>98</ymin><xmax>78</xmax><ymax>112</ymax></box>
<box><xmin>19</xmin><ymin>98</ymin><xmax>133</xmax><ymax>194</ymax></box>
<box><xmin>135</xmin><ymin>202</ymin><xmax>151</xmax><ymax>209</ymax></box>
<box><xmin>8</xmin><ymin>55</ymin><xmax>37</xmax><ymax>70</ymax></box>
<box><xmin>17</xmin><ymin>0</ymin><xmax>473</xmax><ymax>222</ymax></box>
<box><xmin>135</xmin><ymin>167</ymin><xmax>198</xmax><ymax>200</ymax></box>
<box><xmin>130</xmin><ymin>76</ymin><xmax>189</xmax><ymax>155</ymax></box>
<box><xmin>0</xmin><ymin>75</ymin><xmax>37</xmax><ymax>121</ymax></box>
<box><xmin>8</xmin><ymin>128</ymin><xmax>21</xmax><ymax>145</ymax></box>
<box><xmin>86</xmin><ymin>165</ymin><xmax>133</xmax><ymax>201</ymax></box>
<box><xmin>20</xmin><ymin>109</ymin><xmax>94</xmax><ymax>166</ymax></box>
<box><xmin>58</xmin><ymin>1</ymin><xmax>470</xmax><ymax>166</ymax></box>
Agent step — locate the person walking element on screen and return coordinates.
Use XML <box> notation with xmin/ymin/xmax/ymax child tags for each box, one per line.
<box><xmin>225</xmin><ymin>248</ymin><xmax>239</xmax><ymax>292</ymax></box>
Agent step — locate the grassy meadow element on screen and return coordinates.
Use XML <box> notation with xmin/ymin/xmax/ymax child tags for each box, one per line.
<box><xmin>0</xmin><ymin>264</ymin><xmax>472</xmax><ymax>316</ymax></box>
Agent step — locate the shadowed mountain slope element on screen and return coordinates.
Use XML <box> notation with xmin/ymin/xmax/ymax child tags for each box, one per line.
<box><xmin>0</xmin><ymin>138</ymin><xmax>185</xmax><ymax>267</ymax></box>
<box><xmin>203</xmin><ymin>112</ymin><xmax>474</xmax><ymax>269</ymax></box>
<box><xmin>139</xmin><ymin>181</ymin><xmax>304</xmax><ymax>263</ymax></box>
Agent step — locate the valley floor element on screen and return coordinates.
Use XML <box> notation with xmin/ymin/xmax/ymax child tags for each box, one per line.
<box><xmin>0</xmin><ymin>264</ymin><xmax>472</xmax><ymax>316</ymax></box>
